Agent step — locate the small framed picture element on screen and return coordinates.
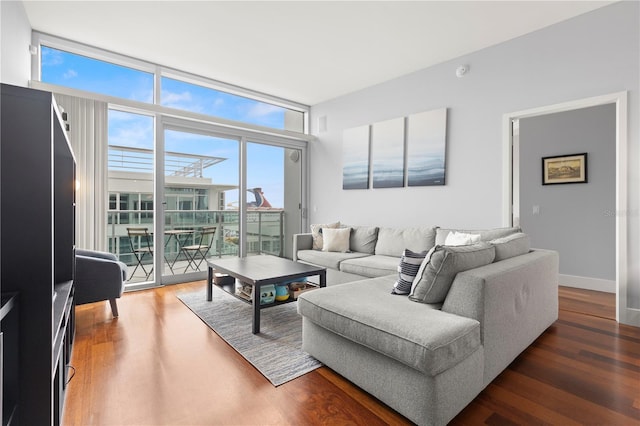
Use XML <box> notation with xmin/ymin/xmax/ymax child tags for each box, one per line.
<box><xmin>542</xmin><ymin>153</ymin><xmax>588</xmax><ymax>185</ymax></box>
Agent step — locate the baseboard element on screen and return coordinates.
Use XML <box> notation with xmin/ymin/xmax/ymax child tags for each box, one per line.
<box><xmin>559</xmin><ymin>274</ymin><xmax>615</xmax><ymax>294</ymax></box>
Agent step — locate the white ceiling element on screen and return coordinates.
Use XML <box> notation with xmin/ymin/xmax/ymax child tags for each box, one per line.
<box><xmin>22</xmin><ymin>1</ymin><xmax>613</xmax><ymax>106</ymax></box>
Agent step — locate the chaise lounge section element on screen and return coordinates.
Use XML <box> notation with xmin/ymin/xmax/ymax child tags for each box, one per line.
<box><xmin>295</xmin><ymin>224</ymin><xmax>559</xmax><ymax>425</ymax></box>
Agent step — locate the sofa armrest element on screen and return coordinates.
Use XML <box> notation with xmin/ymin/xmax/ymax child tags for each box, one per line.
<box><xmin>293</xmin><ymin>233</ymin><xmax>313</xmax><ymax>261</ymax></box>
<box><xmin>441</xmin><ymin>249</ymin><xmax>558</xmax><ymax>385</ymax></box>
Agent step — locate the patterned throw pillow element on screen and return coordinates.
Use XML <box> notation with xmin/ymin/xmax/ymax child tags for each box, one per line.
<box><xmin>391</xmin><ymin>249</ymin><xmax>430</xmax><ymax>295</ymax></box>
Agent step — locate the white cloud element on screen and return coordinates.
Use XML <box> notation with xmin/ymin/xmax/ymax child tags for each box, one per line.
<box><xmin>246</xmin><ymin>102</ymin><xmax>282</xmax><ymax>118</ymax></box>
<box><xmin>163</xmin><ymin>90</ymin><xmax>192</xmax><ymax>104</ymax></box>
<box><xmin>108</xmin><ymin>111</ymin><xmax>154</xmax><ymax>149</ymax></box>
<box><xmin>41</xmin><ymin>48</ymin><xmax>63</xmax><ymax>67</ymax></box>
<box><xmin>129</xmin><ymin>88</ymin><xmax>153</xmax><ymax>104</ymax></box>
<box><xmin>63</xmin><ymin>69</ymin><xmax>78</xmax><ymax>79</ymax></box>
<box><xmin>162</xmin><ymin>90</ymin><xmax>214</xmax><ymax>115</ymax></box>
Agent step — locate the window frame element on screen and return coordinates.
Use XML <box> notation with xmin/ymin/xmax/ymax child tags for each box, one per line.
<box><xmin>32</xmin><ymin>31</ymin><xmax>310</xmax><ymax>134</ymax></box>
<box><xmin>31</xmin><ymin>31</ymin><xmax>312</xmax><ymax>288</ymax></box>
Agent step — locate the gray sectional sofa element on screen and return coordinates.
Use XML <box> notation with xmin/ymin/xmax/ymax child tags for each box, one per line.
<box><xmin>294</xmin><ymin>225</ymin><xmax>558</xmax><ymax>426</ymax></box>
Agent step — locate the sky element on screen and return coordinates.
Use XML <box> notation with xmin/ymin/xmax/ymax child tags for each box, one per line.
<box><xmin>42</xmin><ymin>46</ymin><xmax>289</xmax><ymax>208</ymax></box>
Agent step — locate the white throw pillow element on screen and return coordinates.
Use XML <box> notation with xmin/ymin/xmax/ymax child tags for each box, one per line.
<box><xmin>310</xmin><ymin>221</ymin><xmax>340</xmax><ymax>250</ymax></box>
<box><xmin>322</xmin><ymin>227</ymin><xmax>351</xmax><ymax>252</ymax></box>
<box><xmin>444</xmin><ymin>231</ymin><xmax>481</xmax><ymax>246</ymax></box>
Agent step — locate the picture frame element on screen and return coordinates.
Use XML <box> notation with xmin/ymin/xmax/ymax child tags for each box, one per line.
<box><xmin>371</xmin><ymin>117</ymin><xmax>405</xmax><ymax>189</ymax></box>
<box><xmin>406</xmin><ymin>108</ymin><xmax>447</xmax><ymax>186</ymax></box>
<box><xmin>542</xmin><ymin>153</ymin><xmax>588</xmax><ymax>185</ymax></box>
<box><xmin>342</xmin><ymin>125</ymin><xmax>371</xmax><ymax>190</ymax></box>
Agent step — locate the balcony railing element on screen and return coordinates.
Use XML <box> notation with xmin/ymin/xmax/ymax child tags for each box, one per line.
<box><xmin>108</xmin><ymin>209</ymin><xmax>285</xmax><ymax>275</ymax></box>
<box><xmin>109</xmin><ymin>145</ymin><xmax>225</xmax><ymax>177</ymax></box>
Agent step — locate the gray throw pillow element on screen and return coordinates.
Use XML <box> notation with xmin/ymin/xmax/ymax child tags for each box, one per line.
<box><xmin>490</xmin><ymin>232</ymin><xmax>530</xmax><ymax>261</ymax></box>
<box><xmin>344</xmin><ymin>225</ymin><xmax>379</xmax><ymax>254</ymax></box>
<box><xmin>409</xmin><ymin>242</ymin><xmax>496</xmax><ymax>304</ymax></box>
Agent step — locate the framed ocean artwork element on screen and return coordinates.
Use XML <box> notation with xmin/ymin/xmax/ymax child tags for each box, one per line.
<box><xmin>342</xmin><ymin>125</ymin><xmax>370</xmax><ymax>190</ymax></box>
<box><xmin>406</xmin><ymin>108</ymin><xmax>447</xmax><ymax>186</ymax></box>
<box><xmin>371</xmin><ymin>117</ymin><xmax>405</xmax><ymax>188</ymax></box>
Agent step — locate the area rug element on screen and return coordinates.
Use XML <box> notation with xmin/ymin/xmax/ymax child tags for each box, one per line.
<box><xmin>177</xmin><ymin>287</ymin><xmax>322</xmax><ymax>386</ymax></box>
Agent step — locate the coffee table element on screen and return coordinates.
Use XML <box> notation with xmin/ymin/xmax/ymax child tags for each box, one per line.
<box><xmin>206</xmin><ymin>255</ymin><xmax>326</xmax><ymax>334</ymax></box>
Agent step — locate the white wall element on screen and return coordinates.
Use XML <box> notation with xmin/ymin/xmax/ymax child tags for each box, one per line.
<box><xmin>309</xmin><ymin>2</ymin><xmax>639</xmax><ymax>304</ymax></box>
<box><xmin>0</xmin><ymin>1</ymin><xmax>31</xmax><ymax>86</ymax></box>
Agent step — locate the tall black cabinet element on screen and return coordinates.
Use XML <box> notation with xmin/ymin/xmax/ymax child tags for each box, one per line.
<box><xmin>0</xmin><ymin>84</ymin><xmax>76</xmax><ymax>425</ymax></box>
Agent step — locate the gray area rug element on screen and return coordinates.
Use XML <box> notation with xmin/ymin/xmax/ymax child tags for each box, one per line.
<box><xmin>177</xmin><ymin>287</ymin><xmax>322</xmax><ymax>386</ymax></box>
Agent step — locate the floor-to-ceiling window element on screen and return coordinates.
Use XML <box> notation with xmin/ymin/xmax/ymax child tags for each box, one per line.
<box><xmin>35</xmin><ymin>32</ymin><xmax>310</xmax><ymax>289</ymax></box>
<box><xmin>107</xmin><ymin>109</ymin><xmax>156</xmax><ymax>283</ymax></box>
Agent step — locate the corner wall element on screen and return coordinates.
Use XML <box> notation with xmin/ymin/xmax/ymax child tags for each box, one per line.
<box><xmin>0</xmin><ymin>1</ymin><xmax>31</xmax><ymax>86</ymax></box>
<box><xmin>309</xmin><ymin>2</ymin><xmax>639</xmax><ymax>300</ymax></box>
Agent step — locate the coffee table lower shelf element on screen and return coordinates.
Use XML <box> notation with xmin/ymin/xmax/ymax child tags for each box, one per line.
<box><xmin>214</xmin><ymin>281</ymin><xmax>319</xmax><ymax>308</ymax></box>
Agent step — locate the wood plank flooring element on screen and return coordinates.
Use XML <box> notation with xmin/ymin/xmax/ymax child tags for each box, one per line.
<box><xmin>62</xmin><ymin>283</ymin><xmax>639</xmax><ymax>425</ymax></box>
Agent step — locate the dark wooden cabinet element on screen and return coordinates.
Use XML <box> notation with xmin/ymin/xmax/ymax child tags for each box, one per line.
<box><xmin>0</xmin><ymin>84</ymin><xmax>76</xmax><ymax>425</ymax></box>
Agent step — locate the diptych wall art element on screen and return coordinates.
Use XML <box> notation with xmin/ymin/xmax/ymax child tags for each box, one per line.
<box><xmin>342</xmin><ymin>108</ymin><xmax>447</xmax><ymax>189</ymax></box>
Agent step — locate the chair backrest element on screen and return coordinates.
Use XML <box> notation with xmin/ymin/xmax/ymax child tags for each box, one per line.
<box><xmin>127</xmin><ymin>227</ymin><xmax>152</xmax><ymax>250</ymax></box>
<box><xmin>197</xmin><ymin>226</ymin><xmax>217</xmax><ymax>249</ymax></box>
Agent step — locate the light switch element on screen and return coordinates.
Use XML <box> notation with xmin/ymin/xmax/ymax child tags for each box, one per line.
<box><xmin>533</xmin><ymin>205</ymin><xmax>540</xmax><ymax>215</ymax></box>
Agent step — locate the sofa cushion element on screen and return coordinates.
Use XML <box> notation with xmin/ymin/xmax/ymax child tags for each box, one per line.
<box><xmin>410</xmin><ymin>243</ymin><xmax>496</xmax><ymax>304</ymax></box>
<box><xmin>297</xmin><ymin>249</ymin><xmax>369</xmax><ymax>270</ymax></box>
<box><xmin>298</xmin><ymin>276</ymin><xmax>481</xmax><ymax>376</ymax></box>
<box><xmin>344</xmin><ymin>225</ymin><xmax>379</xmax><ymax>254</ymax></box>
<box><xmin>323</xmin><ymin>227</ymin><xmax>351</xmax><ymax>252</ymax></box>
<box><xmin>340</xmin><ymin>255</ymin><xmax>400</xmax><ymax>278</ymax></box>
<box><xmin>310</xmin><ymin>221</ymin><xmax>340</xmax><ymax>250</ymax></box>
<box><xmin>375</xmin><ymin>226</ymin><xmax>437</xmax><ymax>257</ymax></box>
<box><xmin>435</xmin><ymin>227</ymin><xmax>521</xmax><ymax>245</ymax></box>
<box><xmin>392</xmin><ymin>249</ymin><xmax>430</xmax><ymax>295</ymax></box>
<box><xmin>490</xmin><ymin>232</ymin><xmax>531</xmax><ymax>262</ymax></box>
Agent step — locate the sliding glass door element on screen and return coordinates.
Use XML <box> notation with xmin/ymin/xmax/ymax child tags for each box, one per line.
<box><xmin>108</xmin><ymin>113</ymin><xmax>306</xmax><ymax>288</ymax></box>
<box><xmin>161</xmin><ymin>128</ymin><xmax>240</xmax><ymax>283</ymax></box>
<box><xmin>246</xmin><ymin>142</ymin><xmax>302</xmax><ymax>260</ymax></box>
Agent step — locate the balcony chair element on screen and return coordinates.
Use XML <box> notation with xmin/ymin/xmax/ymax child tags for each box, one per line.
<box><xmin>75</xmin><ymin>249</ymin><xmax>127</xmax><ymax>317</ymax></box>
<box><xmin>181</xmin><ymin>226</ymin><xmax>217</xmax><ymax>273</ymax></box>
<box><xmin>127</xmin><ymin>227</ymin><xmax>153</xmax><ymax>279</ymax></box>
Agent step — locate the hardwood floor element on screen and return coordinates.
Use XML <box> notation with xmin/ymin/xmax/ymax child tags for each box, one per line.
<box><xmin>63</xmin><ymin>283</ymin><xmax>639</xmax><ymax>425</ymax></box>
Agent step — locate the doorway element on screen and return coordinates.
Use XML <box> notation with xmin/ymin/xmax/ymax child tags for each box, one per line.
<box><xmin>503</xmin><ymin>92</ymin><xmax>637</xmax><ymax>325</ymax></box>
<box><xmin>515</xmin><ymin>105</ymin><xmax>615</xmax><ymax>289</ymax></box>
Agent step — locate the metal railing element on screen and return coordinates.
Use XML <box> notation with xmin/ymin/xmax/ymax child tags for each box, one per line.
<box><xmin>108</xmin><ymin>209</ymin><xmax>285</xmax><ymax>269</ymax></box>
<box><xmin>108</xmin><ymin>145</ymin><xmax>225</xmax><ymax>177</ymax></box>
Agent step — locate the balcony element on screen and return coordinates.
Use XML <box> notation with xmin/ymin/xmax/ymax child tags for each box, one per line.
<box><xmin>108</xmin><ymin>209</ymin><xmax>285</xmax><ymax>284</ymax></box>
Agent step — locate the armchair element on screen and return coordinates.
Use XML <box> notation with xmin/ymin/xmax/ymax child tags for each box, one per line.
<box><xmin>75</xmin><ymin>249</ymin><xmax>127</xmax><ymax>317</ymax></box>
